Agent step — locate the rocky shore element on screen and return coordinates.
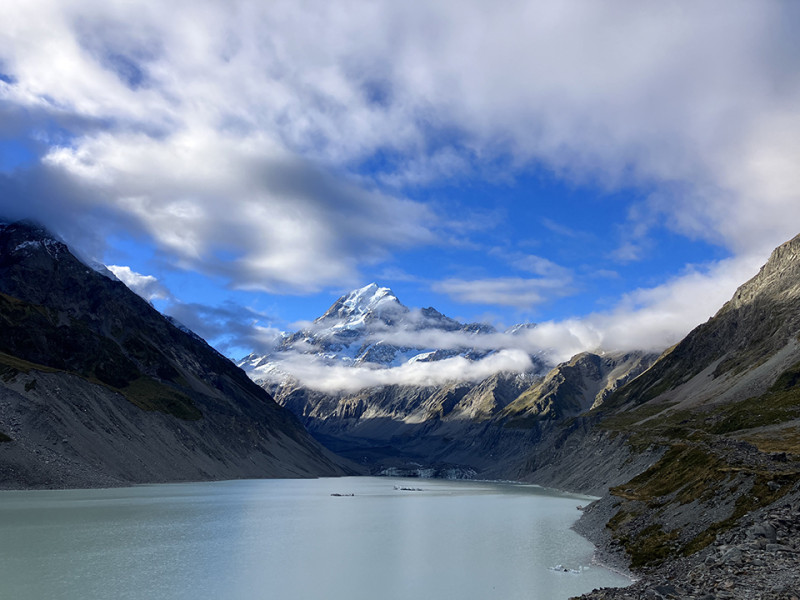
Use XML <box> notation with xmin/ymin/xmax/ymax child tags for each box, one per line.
<box><xmin>573</xmin><ymin>484</ymin><xmax>800</xmax><ymax>600</ymax></box>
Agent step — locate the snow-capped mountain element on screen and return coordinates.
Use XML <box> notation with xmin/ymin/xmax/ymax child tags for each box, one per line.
<box><xmin>239</xmin><ymin>283</ymin><xmax>531</xmax><ymax>383</ymax></box>
<box><xmin>315</xmin><ymin>283</ymin><xmax>406</xmax><ymax>328</ymax></box>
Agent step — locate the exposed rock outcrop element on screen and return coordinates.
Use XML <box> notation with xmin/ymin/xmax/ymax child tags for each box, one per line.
<box><xmin>267</xmin><ymin>350</ymin><xmax>656</xmax><ymax>476</ymax></box>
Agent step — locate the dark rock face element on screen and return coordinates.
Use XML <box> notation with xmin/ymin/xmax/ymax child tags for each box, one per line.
<box><xmin>539</xmin><ymin>234</ymin><xmax>800</xmax><ymax>599</ymax></box>
<box><xmin>0</xmin><ymin>220</ymin><xmax>351</xmax><ymax>488</ymax></box>
<box><xmin>607</xmin><ymin>234</ymin><xmax>800</xmax><ymax>409</ymax></box>
<box><xmin>266</xmin><ymin>351</ymin><xmax>656</xmax><ymax>477</ymax></box>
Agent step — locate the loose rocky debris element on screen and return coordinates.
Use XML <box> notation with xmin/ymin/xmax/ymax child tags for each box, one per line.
<box><xmin>573</xmin><ymin>488</ymin><xmax>800</xmax><ymax>600</ymax></box>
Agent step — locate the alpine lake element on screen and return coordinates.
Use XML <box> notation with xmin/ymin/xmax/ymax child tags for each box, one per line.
<box><xmin>0</xmin><ymin>477</ymin><xmax>631</xmax><ymax>599</ymax></box>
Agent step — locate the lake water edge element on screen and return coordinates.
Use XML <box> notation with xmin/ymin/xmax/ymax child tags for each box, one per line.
<box><xmin>0</xmin><ymin>476</ymin><xmax>632</xmax><ymax>600</ymax></box>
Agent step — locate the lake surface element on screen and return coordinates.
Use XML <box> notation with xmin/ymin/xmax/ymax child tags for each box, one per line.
<box><xmin>0</xmin><ymin>477</ymin><xmax>630</xmax><ymax>600</ymax></box>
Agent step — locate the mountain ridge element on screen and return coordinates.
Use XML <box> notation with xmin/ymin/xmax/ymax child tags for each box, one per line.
<box><xmin>523</xmin><ymin>233</ymin><xmax>800</xmax><ymax>598</ymax></box>
<box><xmin>0</xmin><ymin>220</ymin><xmax>352</xmax><ymax>488</ymax></box>
<box><xmin>240</xmin><ymin>282</ymin><xmax>531</xmax><ymax>380</ymax></box>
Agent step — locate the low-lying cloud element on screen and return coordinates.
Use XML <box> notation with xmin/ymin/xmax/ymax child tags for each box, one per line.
<box><xmin>248</xmin><ymin>252</ymin><xmax>764</xmax><ymax>393</ymax></box>
<box><xmin>107</xmin><ymin>265</ymin><xmax>170</xmax><ymax>302</ymax></box>
<box><xmin>255</xmin><ymin>349</ymin><xmax>534</xmax><ymax>394</ymax></box>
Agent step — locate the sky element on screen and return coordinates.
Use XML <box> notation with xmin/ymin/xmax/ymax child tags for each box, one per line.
<box><xmin>1</xmin><ymin>0</ymin><xmax>800</xmax><ymax>384</ymax></box>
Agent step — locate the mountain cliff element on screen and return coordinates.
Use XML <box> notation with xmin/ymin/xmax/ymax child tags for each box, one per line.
<box><xmin>521</xmin><ymin>235</ymin><xmax>800</xmax><ymax>599</ymax></box>
<box><xmin>0</xmin><ymin>220</ymin><xmax>351</xmax><ymax>488</ymax></box>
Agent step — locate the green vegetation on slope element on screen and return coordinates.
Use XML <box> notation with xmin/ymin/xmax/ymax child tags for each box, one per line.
<box><xmin>607</xmin><ymin>443</ymin><xmax>800</xmax><ymax>566</ymax></box>
<box><xmin>0</xmin><ymin>294</ymin><xmax>202</xmax><ymax>421</ymax></box>
<box><xmin>612</xmin><ymin>445</ymin><xmax>727</xmax><ymax>506</ymax></box>
<box><xmin>595</xmin><ymin>358</ymin><xmax>800</xmax><ymax>567</ymax></box>
<box><xmin>121</xmin><ymin>377</ymin><xmax>201</xmax><ymax>421</ymax></box>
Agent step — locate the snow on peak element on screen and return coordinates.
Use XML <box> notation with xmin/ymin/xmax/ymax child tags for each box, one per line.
<box><xmin>505</xmin><ymin>322</ymin><xmax>537</xmax><ymax>335</ymax></box>
<box><xmin>342</xmin><ymin>283</ymin><xmax>398</xmax><ymax>313</ymax></box>
<box><xmin>317</xmin><ymin>283</ymin><xmax>405</xmax><ymax>327</ymax></box>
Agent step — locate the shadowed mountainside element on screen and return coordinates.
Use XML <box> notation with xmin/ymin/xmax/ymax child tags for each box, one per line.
<box><xmin>266</xmin><ymin>349</ymin><xmax>656</xmax><ymax>476</ymax></box>
<box><xmin>0</xmin><ymin>220</ymin><xmax>352</xmax><ymax>488</ymax></box>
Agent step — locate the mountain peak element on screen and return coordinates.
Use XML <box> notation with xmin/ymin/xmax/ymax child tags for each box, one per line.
<box><xmin>316</xmin><ymin>283</ymin><xmax>405</xmax><ymax>325</ymax></box>
<box><xmin>349</xmin><ymin>282</ymin><xmax>398</xmax><ymax>306</ymax></box>
<box><xmin>718</xmin><ymin>232</ymin><xmax>800</xmax><ymax>316</ymax></box>
<box><xmin>0</xmin><ymin>219</ymin><xmax>68</xmax><ymax>258</ymax></box>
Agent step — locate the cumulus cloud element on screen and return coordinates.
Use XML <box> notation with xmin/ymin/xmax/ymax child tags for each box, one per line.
<box><xmin>0</xmin><ymin>0</ymin><xmax>798</xmax><ymax>375</ymax></box>
<box><xmin>43</xmin><ymin>130</ymin><xmax>434</xmax><ymax>292</ymax></box>
<box><xmin>0</xmin><ymin>0</ymin><xmax>439</xmax><ymax>292</ymax></box>
<box><xmin>107</xmin><ymin>265</ymin><xmax>170</xmax><ymax>302</ymax></box>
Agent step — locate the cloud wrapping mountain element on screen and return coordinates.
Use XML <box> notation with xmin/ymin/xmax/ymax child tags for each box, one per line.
<box><xmin>240</xmin><ymin>283</ymin><xmax>546</xmax><ymax>392</ymax></box>
<box><xmin>0</xmin><ymin>0</ymin><xmax>798</xmax><ymax>360</ymax></box>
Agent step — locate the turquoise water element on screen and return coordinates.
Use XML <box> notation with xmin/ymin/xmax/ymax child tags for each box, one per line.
<box><xmin>0</xmin><ymin>477</ymin><xmax>630</xmax><ymax>599</ymax></box>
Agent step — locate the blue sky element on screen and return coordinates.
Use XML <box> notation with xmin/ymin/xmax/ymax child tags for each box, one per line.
<box><xmin>1</xmin><ymin>0</ymin><xmax>799</xmax><ymax>365</ymax></box>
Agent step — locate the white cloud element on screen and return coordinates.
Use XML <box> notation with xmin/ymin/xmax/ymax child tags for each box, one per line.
<box><xmin>433</xmin><ymin>275</ymin><xmax>576</xmax><ymax>309</ymax></box>
<box><xmin>44</xmin><ymin>129</ymin><xmax>435</xmax><ymax>292</ymax></box>
<box><xmin>107</xmin><ymin>265</ymin><xmax>170</xmax><ymax>302</ymax></box>
<box><xmin>256</xmin><ymin>349</ymin><xmax>534</xmax><ymax>394</ymax></box>
<box><xmin>506</xmin><ymin>253</ymin><xmax>570</xmax><ymax>278</ymax></box>
<box><xmin>250</xmin><ymin>253</ymin><xmax>766</xmax><ymax>392</ymax></box>
<box><xmin>505</xmin><ymin>253</ymin><xmax>767</xmax><ymax>364</ymax></box>
<box><xmin>0</xmin><ymin>0</ymin><xmax>797</xmax><ymax>348</ymax></box>
<box><xmin>1</xmin><ymin>1</ymin><xmax>797</xmax><ymax>261</ymax></box>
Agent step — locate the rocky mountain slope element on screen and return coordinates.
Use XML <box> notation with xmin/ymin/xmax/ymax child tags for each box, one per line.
<box><xmin>266</xmin><ymin>347</ymin><xmax>656</xmax><ymax>476</ymax></box>
<box><xmin>510</xmin><ymin>234</ymin><xmax>800</xmax><ymax>599</ymax></box>
<box><xmin>0</xmin><ymin>220</ymin><xmax>351</xmax><ymax>488</ymax></box>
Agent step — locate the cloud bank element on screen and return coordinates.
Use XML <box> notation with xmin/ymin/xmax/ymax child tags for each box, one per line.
<box><xmin>1</xmin><ymin>1</ymin><xmax>798</xmax><ymax>277</ymax></box>
<box><xmin>0</xmin><ymin>0</ymin><xmax>798</xmax><ymax>390</ymax></box>
<box><xmin>263</xmin><ymin>350</ymin><xmax>535</xmax><ymax>394</ymax></box>
<box><xmin>249</xmin><ymin>253</ymin><xmax>764</xmax><ymax>393</ymax></box>
<box><xmin>107</xmin><ymin>265</ymin><xmax>170</xmax><ymax>302</ymax></box>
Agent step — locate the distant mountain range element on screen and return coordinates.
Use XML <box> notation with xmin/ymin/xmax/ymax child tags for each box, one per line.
<box><xmin>239</xmin><ymin>282</ymin><xmax>532</xmax><ymax>382</ymax></box>
<box><xmin>237</xmin><ymin>283</ymin><xmax>657</xmax><ymax>474</ymax></box>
